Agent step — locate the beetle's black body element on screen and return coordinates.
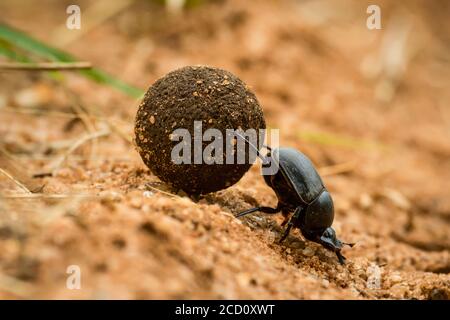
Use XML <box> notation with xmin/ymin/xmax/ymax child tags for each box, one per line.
<box><xmin>236</xmin><ymin>145</ymin><xmax>353</xmax><ymax>264</ymax></box>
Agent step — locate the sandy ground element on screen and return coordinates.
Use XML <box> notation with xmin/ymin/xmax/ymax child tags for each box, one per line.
<box><xmin>0</xmin><ymin>0</ymin><xmax>449</xmax><ymax>299</ymax></box>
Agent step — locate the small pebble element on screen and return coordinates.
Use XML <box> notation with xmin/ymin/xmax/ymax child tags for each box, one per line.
<box><xmin>389</xmin><ymin>273</ymin><xmax>403</xmax><ymax>285</ymax></box>
<box><xmin>302</xmin><ymin>247</ymin><xmax>316</xmax><ymax>257</ymax></box>
<box><xmin>143</xmin><ymin>191</ymin><xmax>154</xmax><ymax>198</ymax></box>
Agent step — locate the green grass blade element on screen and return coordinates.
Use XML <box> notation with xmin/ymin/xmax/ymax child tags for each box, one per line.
<box><xmin>0</xmin><ymin>24</ymin><xmax>145</xmax><ymax>99</ymax></box>
<box><xmin>0</xmin><ymin>39</ymin><xmax>30</xmax><ymax>62</ymax></box>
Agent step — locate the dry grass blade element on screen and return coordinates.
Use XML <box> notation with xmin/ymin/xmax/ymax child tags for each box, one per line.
<box><xmin>3</xmin><ymin>105</ymin><xmax>133</xmax><ymax>145</ymax></box>
<box><xmin>0</xmin><ymin>168</ymin><xmax>32</xmax><ymax>194</ymax></box>
<box><xmin>2</xmin><ymin>193</ymin><xmax>114</xmax><ymax>199</ymax></box>
<box><xmin>47</xmin><ymin>129</ymin><xmax>110</xmax><ymax>175</ymax></box>
<box><xmin>0</xmin><ymin>147</ymin><xmax>44</xmax><ymax>193</ymax></box>
<box><xmin>63</xmin><ymin>88</ymin><xmax>100</xmax><ymax>164</ymax></box>
<box><xmin>65</xmin><ymin>88</ymin><xmax>134</xmax><ymax>145</ymax></box>
<box><xmin>2</xmin><ymin>106</ymin><xmax>129</xmax><ymax>125</ymax></box>
<box><xmin>104</xmin><ymin>119</ymin><xmax>133</xmax><ymax>144</ymax></box>
<box><xmin>0</xmin><ymin>61</ymin><xmax>92</xmax><ymax>71</ymax></box>
<box><xmin>145</xmin><ymin>183</ymin><xmax>182</xmax><ymax>199</ymax></box>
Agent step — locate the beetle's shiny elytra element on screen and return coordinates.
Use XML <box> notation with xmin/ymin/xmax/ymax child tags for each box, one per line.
<box><xmin>235</xmin><ymin>139</ymin><xmax>353</xmax><ymax>264</ymax></box>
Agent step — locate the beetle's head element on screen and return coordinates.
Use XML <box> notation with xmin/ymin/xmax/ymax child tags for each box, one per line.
<box><xmin>318</xmin><ymin>227</ymin><xmax>342</xmax><ymax>251</ymax></box>
<box><xmin>317</xmin><ymin>227</ymin><xmax>355</xmax><ymax>264</ymax></box>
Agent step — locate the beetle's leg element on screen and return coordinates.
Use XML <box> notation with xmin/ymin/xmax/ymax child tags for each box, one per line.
<box><xmin>235</xmin><ymin>205</ymin><xmax>281</xmax><ymax>218</ymax></box>
<box><xmin>336</xmin><ymin>251</ymin><xmax>346</xmax><ymax>265</ymax></box>
<box><xmin>279</xmin><ymin>223</ymin><xmax>293</xmax><ymax>243</ymax></box>
<box><xmin>280</xmin><ymin>209</ymin><xmax>291</xmax><ymax>227</ymax></box>
<box><xmin>279</xmin><ymin>207</ymin><xmax>302</xmax><ymax>243</ymax></box>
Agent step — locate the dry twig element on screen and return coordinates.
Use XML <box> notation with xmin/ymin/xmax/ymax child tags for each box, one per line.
<box><xmin>0</xmin><ymin>168</ymin><xmax>32</xmax><ymax>194</ymax></box>
<box><xmin>0</xmin><ymin>147</ymin><xmax>44</xmax><ymax>193</ymax></box>
<box><xmin>0</xmin><ymin>61</ymin><xmax>92</xmax><ymax>71</ymax></box>
<box><xmin>45</xmin><ymin>129</ymin><xmax>110</xmax><ymax>175</ymax></box>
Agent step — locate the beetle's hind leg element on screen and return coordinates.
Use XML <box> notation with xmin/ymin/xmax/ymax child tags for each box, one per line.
<box><xmin>279</xmin><ymin>206</ymin><xmax>302</xmax><ymax>243</ymax></box>
<box><xmin>235</xmin><ymin>205</ymin><xmax>281</xmax><ymax>218</ymax></box>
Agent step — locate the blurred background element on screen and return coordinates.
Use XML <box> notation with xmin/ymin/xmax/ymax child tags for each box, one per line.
<box><xmin>0</xmin><ymin>0</ymin><xmax>449</xmax><ymax>299</ymax></box>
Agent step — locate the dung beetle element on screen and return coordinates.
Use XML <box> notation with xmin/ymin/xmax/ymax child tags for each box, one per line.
<box><xmin>235</xmin><ymin>134</ymin><xmax>353</xmax><ymax>264</ymax></box>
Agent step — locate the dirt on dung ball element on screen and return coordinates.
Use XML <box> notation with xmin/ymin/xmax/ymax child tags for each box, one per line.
<box><xmin>135</xmin><ymin>65</ymin><xmax>266</xmax><ymax>195</ymax></box>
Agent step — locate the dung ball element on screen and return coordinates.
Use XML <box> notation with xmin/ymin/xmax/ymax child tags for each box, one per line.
<box><xmin>134</xmin><ymin>65</ymin><xmax>266</xmax><ymax>195</ymax></box>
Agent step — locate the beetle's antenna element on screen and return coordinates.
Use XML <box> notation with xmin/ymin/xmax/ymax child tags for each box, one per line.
<box><xmin>234</xmin><ymin>131</ymin><xmax>269</xmax><ymax>165</ymax></box>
